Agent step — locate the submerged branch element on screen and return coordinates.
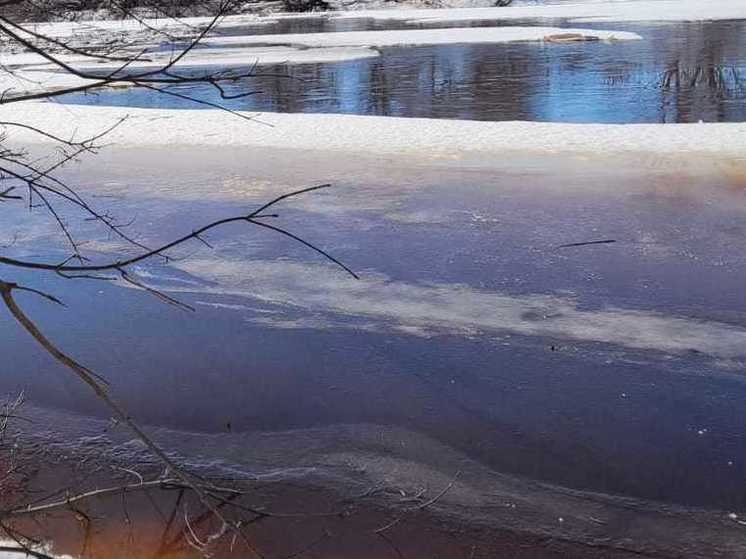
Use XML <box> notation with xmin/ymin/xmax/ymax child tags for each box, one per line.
<box><xmin>0</xmin><ymin>184</ymin><xmax>358</xmax><ymax>279</ymax></box>
<box><xmin>0</xmin><ymin>280</ymin><xmax>264</xmax><ymax>559</ymax></box>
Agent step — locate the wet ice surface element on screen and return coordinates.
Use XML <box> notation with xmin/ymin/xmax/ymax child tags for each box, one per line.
<box><xmin>2</xmin><ymin>146</ymin><xmax>746</xmax><ymax>530</ymax></box>
<box><xmin>61</xmin><ymin>20</ymin><xmax>746</xmax><ymax>123</ymax></box>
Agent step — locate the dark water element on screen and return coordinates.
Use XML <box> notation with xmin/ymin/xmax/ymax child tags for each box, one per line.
<box><xmin>3</xmin><ymin>147</ymin><xmax>746</xmax><ymax>522</ymax></box>
<box><xmin>61</xmin><ymin>20</ymin><xmax>746</xmax><ymax>122</ymax></box>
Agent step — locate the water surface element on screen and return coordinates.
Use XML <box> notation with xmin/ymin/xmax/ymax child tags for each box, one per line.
<box><xmin>3</xmin><ymin>148</ymin><xmax>746</xmax><ymax>520</ymax></box>
<box><xmin>61</xmin><ymin>20</ymin><xmax>746</xmax><ymax>123</ymax></box>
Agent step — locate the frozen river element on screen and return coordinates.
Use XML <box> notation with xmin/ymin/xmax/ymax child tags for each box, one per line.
<box><xmin>3</xmin><ymin>9</ymin><xmax>746</xmax><ymax>558</ymax></box>
<box><xmin>3</xmin><ymin>143</ymin><xmax>746</xmax><ymax>556</ymax></box>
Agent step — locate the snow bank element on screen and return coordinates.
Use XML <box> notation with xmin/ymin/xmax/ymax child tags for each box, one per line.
<box><xmin>4</xmin><ymin>103</ymin><xmax>746</xmax><ymax>160</ymax></box>
<box><xmin>205</xmin><ymin>25</ymin><xmax>641</xmax><ymax>48</ymax></box>
<box><xmin>20</xmin><ymin>13</ymin><xmax>272</xmax><ymax>39</ymax></box>
<box><xmin>19</xmin><ymin>0</ymin><xmax>746</xmax><ymax>31</ymax></box>
<box><xmin>321</xmin><ymin>0</ymin><xmax>746</xmax><ymax>25</ymax></box>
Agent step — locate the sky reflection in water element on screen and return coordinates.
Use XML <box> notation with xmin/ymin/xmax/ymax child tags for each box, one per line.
<box><xmin>61</xmin><ymin>20</ymin><xmax>746</xmax><ymax>123</ymax></box>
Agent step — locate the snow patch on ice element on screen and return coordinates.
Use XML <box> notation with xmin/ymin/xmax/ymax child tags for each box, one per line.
<box><xmin>0</xmin><ymin>45</ymin><xmax>378</xmax><ymax>98</ymax></box>
<box><xmin>136</xmin><ymin>257</ymin><xmax>746</xmax><ymax>360</ymax></box>
<box><xmin>204</xmin><ymin>25</ymin><xmax>641</xmax><ymax>48</ymax></box>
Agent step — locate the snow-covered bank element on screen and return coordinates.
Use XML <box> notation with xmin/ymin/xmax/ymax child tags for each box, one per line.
<box><xmin>18</xmin><ymin>12</ymin><xmax>271</xmax><ymax>39</ymax></box>
<box><xmin>4</xmin><ymin>103</ymin><xmax>746</xmax><ymax>161</ymax></box>
<box><xmin>295</xmin><ymin>0</ymin><xmax>746</xmax><ymax>25</ymax></box>
<box><xmin>17</xmin><ymin>0</ymin><xmax>746</xmax><ymax>30</ymax></box>
<box><xmin>205</xmin><ymin>26</ymin><xmax>641</xmax><ymax>48</ymax></box>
